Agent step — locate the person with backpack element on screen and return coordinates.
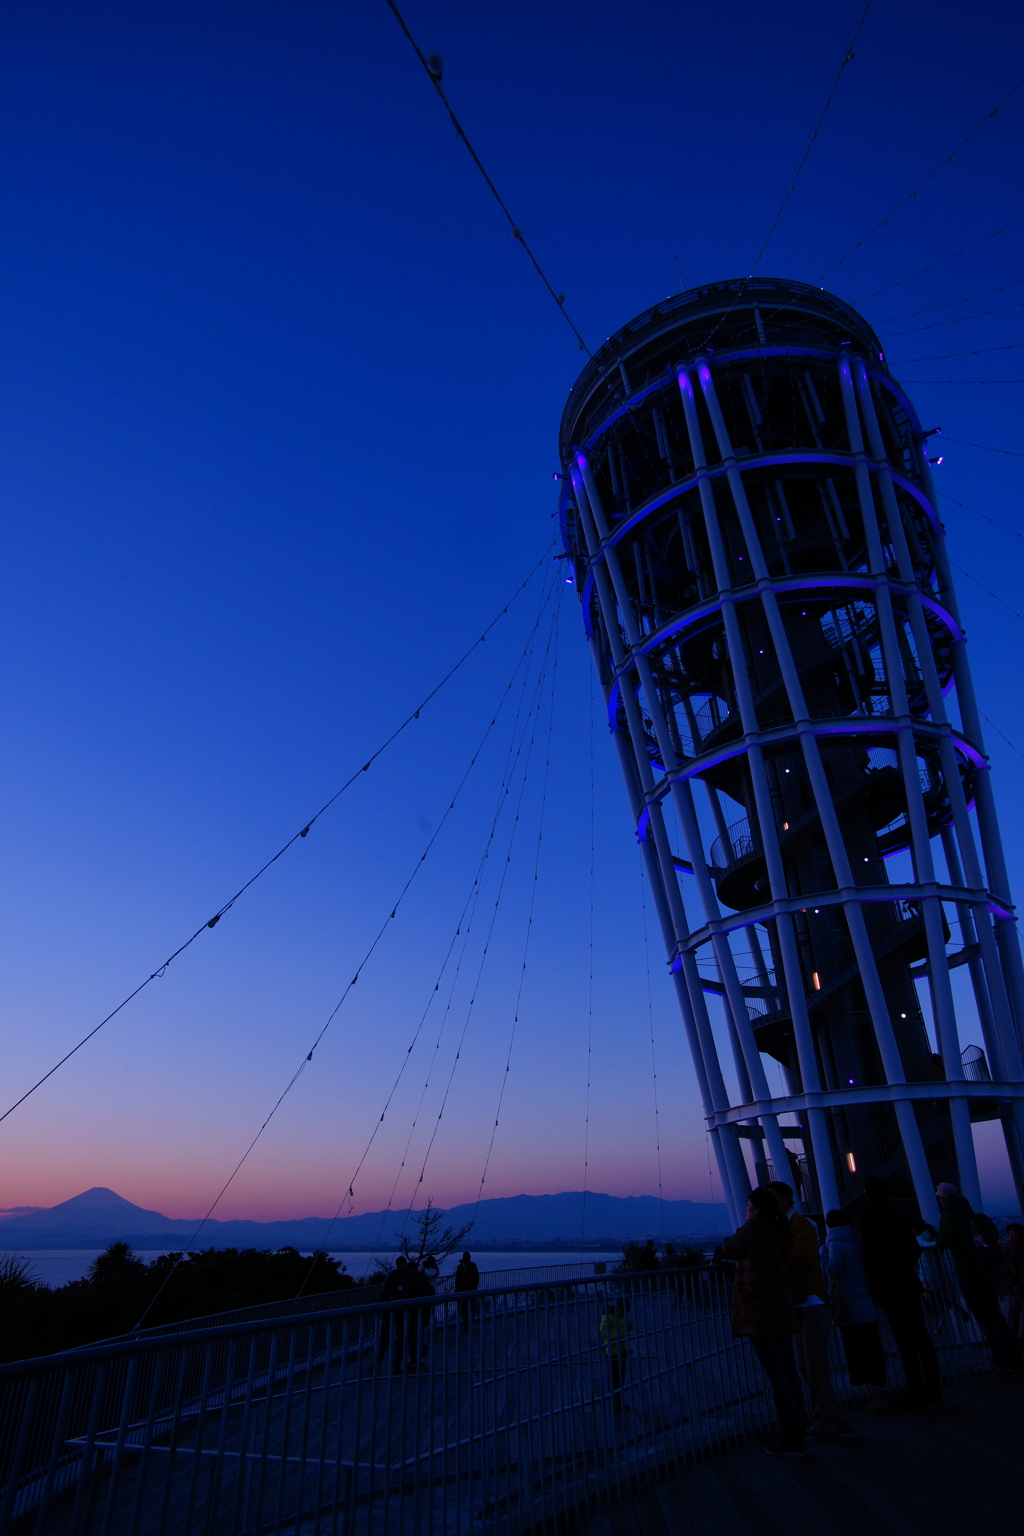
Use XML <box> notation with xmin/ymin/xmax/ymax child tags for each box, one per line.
<box><xmin>935</xmin><ymin>1182</ymin><xmax>1023</xmax><ymax>1375</ymax></box>
<box><xmin>767</xmin><ymin>1180</ymin><xmax>848</xmax><ymax>1438</ymax></box>
<box><xmin>722</xmin><ymin>1187</ymin><xmax>806</xmax><ymax>1456</ymax></box>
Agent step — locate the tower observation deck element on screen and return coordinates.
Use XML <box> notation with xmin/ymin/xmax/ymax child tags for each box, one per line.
<box><xmin>558</xmin><ymin>277</ymin><xmax>1024</xmax><ymax>1224</ymax></box>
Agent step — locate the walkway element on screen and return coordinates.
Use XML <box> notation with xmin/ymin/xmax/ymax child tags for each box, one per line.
<box><xmin>573</xmin><ymin>1377</ymin><xmax>1024</xmax><ymax>1536</ymax></box>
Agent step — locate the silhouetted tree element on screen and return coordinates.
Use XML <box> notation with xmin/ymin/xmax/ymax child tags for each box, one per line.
<box><xmin>398</xmin><ymin>1201</ymin><xmax>472</xmax><ymax>1266</ymax></box>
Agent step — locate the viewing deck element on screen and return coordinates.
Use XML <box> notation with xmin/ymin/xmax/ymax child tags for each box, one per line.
<box><xmin>0</xmin><ymin>1266</ymin><xmax>997</xmax><ymax>1536</ymax></box>
<box><xmin>576</xmin><ymin>1376</ymin><xmax>1023</xmax><ymax>1536</ymax></box>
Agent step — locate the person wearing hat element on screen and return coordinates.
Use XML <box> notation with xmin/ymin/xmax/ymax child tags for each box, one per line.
<box><xmin>936</xmin><ymin>1182</ymin><xmax>1022</xmax><ymax>1375</ymax></box>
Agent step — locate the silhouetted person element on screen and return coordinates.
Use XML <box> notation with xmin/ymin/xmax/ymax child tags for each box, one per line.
<box><xmin>861</xmin><ymin>1175</ymin><xmax>941</xmax><ymax>1408</ymax></box>
<box><xmin>936</xmin><ymin>1181</ymin><xmax>1023</xmax><ymax>1375</ymax></box>
<box><xmin>599</xmin><ymin>1296</ymin><xmax>632</xmax><ymax>1411</ymax></box>
<box><xmin>404</xmin><ymin>1259</ymin><xmax>435</xmax><ymax>1368</ymax></box>
<box><xmin>1004</xmin><ymin>1223</ymin><xmax>1024</xmax><ymax>1341</ymax></box>
<box><xmin>377</xmin><ymin>1256</ymin><xmax>415</xmax><ymax>1374</ymax></box>
<box><xmin>768</xmin><ymin>1180</ymin><xmax>847</xmax><ymax>1438</ymax></box>
<box><xmin>455</xmin><ymin>1251</ymin><xmax>479</xmax><ymax>1332</ymax></box>
<box><xmin>821</xmin><ymin>1210</ymin><xmax>888</xmax><ymax>1413</ymax></box>
<box><xmin>722</xmin><ymin>1187</ymin><xmax>805</xmax><ymax>1457</ymax></box>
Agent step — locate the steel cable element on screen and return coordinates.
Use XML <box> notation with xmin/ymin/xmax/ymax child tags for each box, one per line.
<box><xmin>821</xmin><ymin>74</ymin><xmax>1024</xmax><ymax>278</ymax></box>
<box><xmin>381</xmin><ymin>0</ymin><xmax>591</xmax><ymax>355</ymax></box>
<box><xmin>0</xmin><ymin>544</ymin><xmax>553</xmax><ymax>1129</ymax></box>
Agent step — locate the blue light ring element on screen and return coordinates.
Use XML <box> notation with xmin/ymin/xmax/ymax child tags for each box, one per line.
<box><xmin>671</xmin><ymin>878</ymin><xmax>1010</xmax><ymax>959</ymax></box>
<box><xmin>569</xmin><ymin>448</ymin><xmax>941</xmax><ymax>571</ymax></box>
<box><xmin>604</xmin><ymin>575</ymin><xmax>964</xmax><ymax>696</ymax></box>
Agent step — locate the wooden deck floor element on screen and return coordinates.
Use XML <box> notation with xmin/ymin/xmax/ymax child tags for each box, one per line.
<box><xmin>572</xmin><ymin>1377</ymin><xmax>1024</xmax><ymax>1536</ymax></box>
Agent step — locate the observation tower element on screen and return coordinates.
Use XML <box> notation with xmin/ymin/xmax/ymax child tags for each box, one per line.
<box><xmin>558</xmin><ymin>278</ymin><xmax>1024</xmax><ymax>1225</ymax></box>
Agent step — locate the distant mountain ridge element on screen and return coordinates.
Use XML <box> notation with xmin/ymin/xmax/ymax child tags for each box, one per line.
<box><xmin>0</xmin><ymin>1187</ymin><xmax>729</xmax><ymax>1249</ymax></box>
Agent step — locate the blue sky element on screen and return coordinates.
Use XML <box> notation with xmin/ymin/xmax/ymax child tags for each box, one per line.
<box><xmin>1</xmin><ymin>0</ymin><xmax>1022</xmax><ymax>1220</ymax></box>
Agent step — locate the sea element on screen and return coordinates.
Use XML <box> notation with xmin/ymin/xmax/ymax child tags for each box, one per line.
<box><xmin>5</xmin><ymin>1250</ymin><xmax>624</xmax><ymax>1289</ymax></box>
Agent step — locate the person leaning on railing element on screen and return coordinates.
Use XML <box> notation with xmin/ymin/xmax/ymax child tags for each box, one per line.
<box><xmin>767</xmin><ymin>1181</ymin><xmax>849</xmax><ymax>1440</ymax></box>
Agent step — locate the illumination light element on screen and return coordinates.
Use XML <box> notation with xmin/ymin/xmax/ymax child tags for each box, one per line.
<box><xmin>812</xmin><ymin>971</ymin><xmax>821</xmax><ymax>991</ymax></box>
<box><xmin>846</xmin><ymin>1152</ymin><xmax>857</xmax><ymax>1173</ymax></box>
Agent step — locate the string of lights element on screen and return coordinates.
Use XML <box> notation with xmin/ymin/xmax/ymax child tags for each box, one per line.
<box><xmin>363</xmin><ymin>589</ymin><xmax>559</xmax><ymax>1257</ymax></box>
<box><xmin>381</xmin><ymin>0</ymin><xmax>590</xmax><ymax>355</ymax></box>
<box><xmin>398</xmin><ymin>593</ymin><xmax>562</xmax><ymax>1224</ymax></box>
<box><xmin>580</xmin><ymin>675</ymin><xmax>596</xmax><ymax>1247</ymax></box>
<box><xmin>936</xmin><ymin>434</ymin><xmax>1024</xmax><ymax>458</ymax></box>
<box><xmin>853</xmin><ymin>215</ymin><xmax>1024</xmax><ymax>301</ymax></box>
<box><xmin>474</xmin><ymin>601</ymin><xmax>560</xmax><ymax>1213</ymax></box>
<box><xmin>821</xmin><ymin>74</ymin><xmax>1024</xmax><ymax>278</ymax></box>
<box><xmin>701</xmin><ymin>4</ymin><xmax>872</xmax><ymax>350</ymax></box>
<box><xmin>875</xmin><ymin>278</ymin><xmax>1024</xmax><ymax>324</ymax></box>
<box><xmin>951</xmin><ymin>560</ymin><xmax>1024</xmax><ymax>621</ymax></box>
<box><xmin>892</xmin><ymin>342</ymin><xmax>1024</xmax><ymax>363</ymax></box>
<box><xmin>639</xmin><ymin>861</ymin><xmax>666</xmax><ymax>1241</ymax></box>
<box><xmin>297</xmin><ymin>568</ymin><xmax>561</xmax><ymax>1282</ymax></box>
<box><xmin>0</xmin><ymin>545</ymin><xmax>553</xmax><ymax>1130</ymax></box>
<box><xmin>939</xmin><ymin>491</ymin><xmax>1024</xmax><ymax>540</ymax></box>
<box><xmin>134</xmin><ymin>578</ymin><xmax>558</xmax><ymax>1325</ymax></box>
<box><xmin>879</xmin><ymin>299</ymin><xmax>1024</xmax><ymax>336</ymax></box>
<box><xmin>981</xmin><ymin>711</ymin><xmax>1024</xmax><ymax>763</ymax></box>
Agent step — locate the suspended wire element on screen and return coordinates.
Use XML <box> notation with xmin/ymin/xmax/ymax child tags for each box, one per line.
<box><xmin>293</xmin><ymin>579</ymin><xmax>558</xmax><ymax>1285</ymax></box>
<box><xmin>878</xmin><ymin>300</ymin><xmax>1024</xmax><ymax>336</ymax></box>
<box><xmin>400</xmin><ymin>590</ymin><xmax>562</xmax><ymax>1218</ymax></box>
<box><xmin>474</xmin><ymin>601</ymin><xmax>561</xmax><ymax>1211</ymax></box>
<box><xmin>705</xmin><ymin>1129</ymin><xmax>719</xmax><ymax>1236</ymax></box>
<box><xmin>749</xmin><ymin>2</ymin><xmax>873</xmax><ymax>272</ymax></box>
<box><xmin>580</xmin><ymin>674</ymin><xmax>596</xmax><ymax>1247</ymax></box>
<box><xmin>821</xmin><ymin>73</ymin><xmax>1024</xmax><ymax>278</ymax></box>
<box><xmin>300</xmin><ymin>567</ymin><xmax>559</xmax><ymax>1274</ymax></box>
<box><xmin>951</xmin><ymin>559</ymin><xmax>1024</xmax><ymax>621</ymax></box>
<box><xmin>0</xmin><ymin>545</ymin><xmax>553</xmax><ymax>1131</ymax></box>
<box><xmin>133</xmin><ymin>602</ymin><xmax>550</xmax><ymax>1328</ymax></box>
<box><xmin>875</xmin><ymin>278</ymin><xmax>1024</xmax><ymax>324</ymax></box>
<box><xmin>939</xmin><ymin>491</ymin><xmax>1024</xmax><ymax>542</ymax></box>
<box><xmin>370</xmin><ymin>583</ymin><xmax>560</xmax><ymax>1252</ymax></box>
<box><xmin>700</xmin><ymin>4</ymin><xmax>871</xmax><ymax>351</ymax></box>
<box><xmin>381</xmin><ymin>0</ymin><xmax>591</xmax><ymax>356</ymax></box>
<box><xmin>981</xmin><ymin>711</ymin><xmax>1024</xmax><ymax>764</ymax></box>
<box><xmin>891</xmin><ymin>342</ymin><xmax>1024</xmax><ymax>363</ymax></box>
<box><xmin>639</xmin><ymin>860</ymin><xmax>665</xmax><ymax>1242</ymax></box>
<box><xmin>853</xmin><ymin>216</ymin><xmax>1024</xmax><ymax>302</ymax></box>
<box><xmin>935</xmin><ymin>434</ymin><xmax>1024</xmax><ymax>458</ymax></box>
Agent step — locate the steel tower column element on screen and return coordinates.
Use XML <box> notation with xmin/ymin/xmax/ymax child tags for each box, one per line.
<box><xmin>558</xmin><ymin>278</ymin><xmax>1024</xmax><ymax>1219</ymax></box>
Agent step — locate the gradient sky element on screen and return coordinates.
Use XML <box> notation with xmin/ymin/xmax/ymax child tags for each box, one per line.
<box><xmin>1</xmin><ymin>0</ymin><xmax>1023</xmax><ymax>1222</ymax></box>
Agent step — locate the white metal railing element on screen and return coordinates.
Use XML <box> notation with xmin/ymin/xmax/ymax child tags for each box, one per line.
<box><xmin>0</xmin><ymin>1263</ymin><xmax>989</xmax><ymax>1535</ymax></box>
